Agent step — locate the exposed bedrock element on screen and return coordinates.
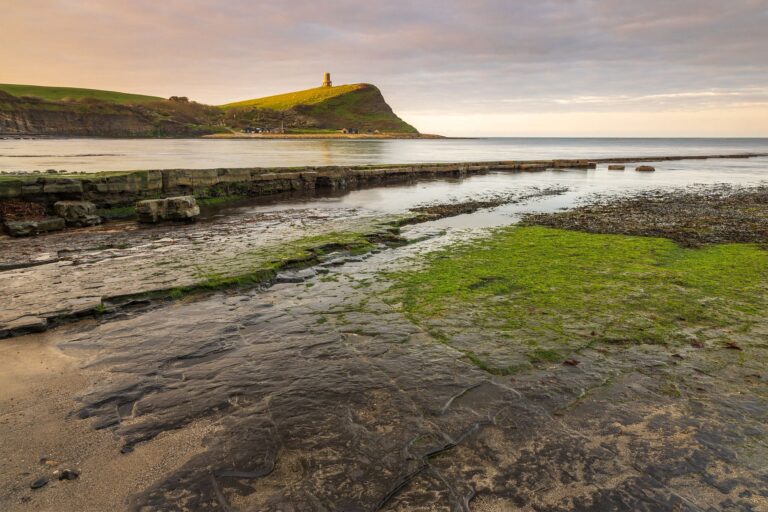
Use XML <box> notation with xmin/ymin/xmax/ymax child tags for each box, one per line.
<box><xmin>3</xmin><ymin>217</ymin><xmax>65</xmax><ymax>237</ymax></box>
<box><xmin>136</xmin><ymin>196</ymin><xmax>200</xmax><ymax>223</ymax></box>
<box><xmin>1</xmin><ymin>153</ymin><xmax>765</xmax><ymax>210</ymax></box>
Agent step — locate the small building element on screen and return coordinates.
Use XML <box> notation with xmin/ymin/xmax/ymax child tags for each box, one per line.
<box><xmin>322</xmin><ymin>72</ymin><xmax>332</xmax><ymax>87</ymax></box>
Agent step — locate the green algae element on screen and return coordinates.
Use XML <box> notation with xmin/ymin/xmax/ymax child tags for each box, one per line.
<box><xmin>388</xmin><ymin>226</ymin><xmax>768</xmax><ymax>373</ymax></box>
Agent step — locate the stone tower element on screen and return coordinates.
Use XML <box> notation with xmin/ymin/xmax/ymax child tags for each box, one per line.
<box><xmin>322</xmin><ymin>72</ymin><xmax>332</xmax><ymax>88</ymax></box>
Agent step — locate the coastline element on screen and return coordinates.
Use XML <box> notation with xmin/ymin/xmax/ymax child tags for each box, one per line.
<box><xmin>1</xmin><ymin>153</ymin><xmax>767</xmax><ymax>210</ymax></box>
<box><xmin>2</xmin><ymin>183</ymin><xmax>768</xmax><ymax>510</ymax></box>
<box><xmin>201</xmin><ymin>132</ymin><xmax>446</xmax><ymax>140</ymax></box>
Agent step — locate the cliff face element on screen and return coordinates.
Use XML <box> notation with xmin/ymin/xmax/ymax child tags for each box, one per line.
<box><xmin>0</xmin><ymin>106</ymin><xmax>154</xmax><ymax>136</ymax></box>
<box><xmin>0</xmin><ymin>92</ymin><xmax>223</xmax><ymax>137</ymax></box>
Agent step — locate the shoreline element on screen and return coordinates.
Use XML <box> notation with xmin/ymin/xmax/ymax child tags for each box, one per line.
<box><xmin>1</xmin><ymin>152</ymin><xmax>767</xmax><ymax>209</ymax></box>
<box><xmin>2</xmin><ymin>183</ymin><xmax>768</xmax><ymax>510</ymax></box>
<box><xmin>201</xmin><ymin>132</ymin><xmax>446</xmax><ymax>140</ymax></box>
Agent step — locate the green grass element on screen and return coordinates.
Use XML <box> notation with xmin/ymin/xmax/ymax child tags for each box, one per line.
<box><xmin>388</xmin><ymin>226</ymin><xmax>768</xmax><ymax>372</ymax></box>
<box><xmin>0</xmin><ymin>83</ymin><xmax>162</xmax><ymax>104</ymax></box>
<box><xmin>221</xmin><ymin>84</ymin><xmax>365</xmax><ymax>110</ymax></box>
<box><xmin>96</xmin><ymin>205</ymin><xmax>136</xmax><ymax>220</ymax></box>
<box><xmin>195</xmin><ymin>196</ymin><xmax>245</xmax><ymax>207</ymax></box>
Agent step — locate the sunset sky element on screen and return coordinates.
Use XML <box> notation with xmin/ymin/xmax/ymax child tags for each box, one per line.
<box><xmin>2</xmin><ymin>0</ymin><xmax>767</xmax><ymax>137</ymax></box>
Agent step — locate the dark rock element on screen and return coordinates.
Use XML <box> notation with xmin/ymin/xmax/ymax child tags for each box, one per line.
<box><xmin>3</xmin><ymin>217</ymin><xmax>65</xmax><ymax>237</ymax></box>
<box><xmin>6</xmin><ymin>315</ymin><xmax>47</xmax><ymax>334</ymax></box>
<box><xmin>275</xmin><ymin>268</ymin><xmax>317</xmax><ymax>283</ymax></box>
<box><xmin>136</xmin><ymin>196</ymin><xmax>200</xmax><ymax>223</ymax></box>
<box><xmin>30</xmin><ymin>477</ymin><xmax>48</xmax><ymax>489</ymax></box>
<box><xmin>636</xmin><ymin>165</ymin><xmax>656</xmax><ymax>172</ymax></box>
<box><xmin>55</xmin><ymin>468</ymin><xmax>80</xmax><ymax>480</ymax></box>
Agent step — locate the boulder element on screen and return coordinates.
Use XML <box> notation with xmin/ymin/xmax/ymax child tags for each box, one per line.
<box><xmin>136</xmin><ymin>196</ymin><xmax>200</xmax><ymax>223</ymax></box>
<box><xmin>607</xmin><ymin>164</ymin><xmax>625</xmax><ymax>170</ymax></box>
<box><xmin>4</xmin><ymin>217</ymin><xmax>65</xmax><ymax>237</ymax></box>
<box><xmin>636</xmin><ymin>165</ymin><xmax>656</xmax><ymax>172</ymax></box>
<box><xmin>53</xmin><ymin>200</ymin><xmax>101</xmax><ymax>227</ymax></box>
<box><xmin>0</xmin><ymin>180</ymin><xmax>23</xmax><ymax>199</ymax></box>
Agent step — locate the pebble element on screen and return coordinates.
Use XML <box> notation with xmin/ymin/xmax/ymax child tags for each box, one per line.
<box><xmin>55</xmin><ymin>468</ymin><xmax>80</xmax><ymax>480</ymax></box>
<box><xmin>30</xmin><ymin>476</ymin><xmax>48</xmax><ymax>489</ymax></box>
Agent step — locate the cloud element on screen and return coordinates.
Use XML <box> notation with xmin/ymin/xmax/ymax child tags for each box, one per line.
<box><xmin>0</xmin><ymin>0</ymin><xmax>766</xmax><ymax>135</ymax></box>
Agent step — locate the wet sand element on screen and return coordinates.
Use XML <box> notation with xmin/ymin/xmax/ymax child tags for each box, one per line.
<box><xmin>0</xmin><ymin>328</ymin><xmax>215</xmax><ymax>511</ymax></box>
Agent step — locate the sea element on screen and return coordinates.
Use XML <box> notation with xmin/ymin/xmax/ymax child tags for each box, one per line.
<box><xmin>1</xmin><ymin>137</ymin><xmax>767</xmax><ymax>173</ymax></box>
<box><xmin>2</xmin><ymin>137</ymin><xmax>767</xmax><ymax>229</ymax></box>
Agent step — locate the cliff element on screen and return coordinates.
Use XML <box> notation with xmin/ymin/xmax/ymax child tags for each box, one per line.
<box><xmin>0</xmin><ymin>90</ymin><xmax>224</xmax><ymax>137</ymax></box>
<box><xmin>0</xmin><ymin>82</ymin><xmax>418</xmax><ymax>137</ymax></box>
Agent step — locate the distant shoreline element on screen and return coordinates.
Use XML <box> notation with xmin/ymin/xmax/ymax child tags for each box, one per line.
<box><xmin>202</xmin><ymin>132</ymin><xmax>446</xmax><ymax>140</ymax></box>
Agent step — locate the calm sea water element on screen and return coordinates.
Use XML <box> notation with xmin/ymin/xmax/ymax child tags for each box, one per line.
<box><xmin>240</xmin><ymin>154</ymin><xmax>768</xmax><ymax>228</ymax></box>
<box><xmin>1</xmin><ymin>137</ymin><xmax>767</xmax><ymax>172</ymax></box>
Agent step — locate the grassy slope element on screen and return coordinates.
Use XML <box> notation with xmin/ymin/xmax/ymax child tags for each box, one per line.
<box><xmin>221</xmin><ymin>83</ymin><xmax>418</xmax><ymax>133</ymax></box>
<box><xmin>304</xmin><ymin>85</ymin><xmax>417</xmax><ymax>133</ymax></box>
<box><xmin>0</xmin><ymin>84</ymin><xmax>162</xmax><ymax>104</ymax></box>
<box><xmin>389</xmin><ymin>226</ymin><xmax>768</xmax><ymax>373</ymax></box>
<box><xmin>221</xmin><ymin>84</ymin><xmax>364</xmax><ymax>110</ymax></box>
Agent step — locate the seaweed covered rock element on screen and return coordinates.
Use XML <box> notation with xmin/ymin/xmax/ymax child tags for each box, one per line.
<box><xmin>4</xmin><ymin>217</ymin><xmax>65</xmax><ymax>236</ymax></box>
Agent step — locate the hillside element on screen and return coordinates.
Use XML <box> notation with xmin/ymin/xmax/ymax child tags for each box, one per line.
<box><xmin>0</xmin><ymin>88</ymin><xmax>224</xmax><ymax>137</ymax></box>
<box><xmin>222</xmin><ymin>83</ymin><xmax>418</xmax><ymax>134</ymax></box>
<box><xmin>222</xmin><ymin>84</ymin><xmax>363</xmax><ymax>110</ymax></box>
<box><xmin>0</xmin><ymin>81</ymin><xmax>419</xmax><ymax>136</ymax></box>
<box><xmin>0</xmin><ymin>83</ymin><xmax>162</xmax><ymax>104</ymax></box>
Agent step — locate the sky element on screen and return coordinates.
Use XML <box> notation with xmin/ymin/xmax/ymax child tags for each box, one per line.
<box><xmin>1</xmin><ymin>0</ymin><xmax>767</xmax><ymax>137</ymax></box>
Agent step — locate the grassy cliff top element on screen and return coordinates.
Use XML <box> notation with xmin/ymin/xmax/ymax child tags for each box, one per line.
<box><xmin>220</xmin><ymin>84</ymin><xmax>367</xmax><ymax>110</ymax></box>
<box><xmin>0</xmin><ymin>83</ymin><xmax>163</xmax><ymax>104</ymax></box>
<box><xmin>0</xmin><ymin>81</ymin><xmax>419</xmax><ymax>134</ymax></box>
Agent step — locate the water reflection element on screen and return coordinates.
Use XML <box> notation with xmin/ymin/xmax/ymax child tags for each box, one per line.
<box><xmin>1</xmin><ymin>137</ymin><xmax>766</xmax><ymax>172</ymax></box>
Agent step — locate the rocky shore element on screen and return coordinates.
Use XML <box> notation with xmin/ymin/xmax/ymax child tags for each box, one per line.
<box><xmin>1</xmin><ymin>153</ymin><xmax>764</xmax><ymax>211</ymax></box>
<box><xmin>2</xmin><ymin>158</ymin><xmax>768</xmax><ymax>511</ymax></box>
<box><xmin>522</xmin><ymin>184</ymin><xmax>768</xmax><ymax>247</ymax></box>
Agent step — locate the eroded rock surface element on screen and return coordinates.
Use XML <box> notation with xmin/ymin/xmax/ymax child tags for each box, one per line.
<box><xmin>0</xmin><ymin>205</ymin><xmax>391</xmax><ymax>337</ymax></box>
<box><xmin>58</xmin><ymin>247</ymin><xmax>768</xmax><ymax>511</ymax></box>
<box><xmin>4</xmin><ymin>217</ymin><xmax>65</xmax><ymax>237</ymax></box>
<box><xmin>523</xmin><ymin>185</ymin><xmax>768</xmax><ymax>247</ymax></box>
<box><xmin>136</xmin><ymin>196</ymin><xmax>200</xmax><ymax>223</ymax></box>
<box><xmin>2</xmin><ymin>183</ymin><xmax>767</xmax><ymax>511</ymax></box>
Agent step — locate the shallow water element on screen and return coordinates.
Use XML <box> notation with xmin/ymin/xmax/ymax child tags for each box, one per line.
<box><xmin>1</xmin><ymin>137</ymin><xmax>767</xmax><ymax>172</ymax></box>
<box><xmin>224</xmin><ymin>156</ymin><xmax>768</xmax><ymax>228</ymax></box>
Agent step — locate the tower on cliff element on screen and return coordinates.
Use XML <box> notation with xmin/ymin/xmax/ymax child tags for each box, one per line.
<box><xmin>322</xmin><ymin>72</ymin><xmax>332</xmax><ymax>88</ymax></box>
